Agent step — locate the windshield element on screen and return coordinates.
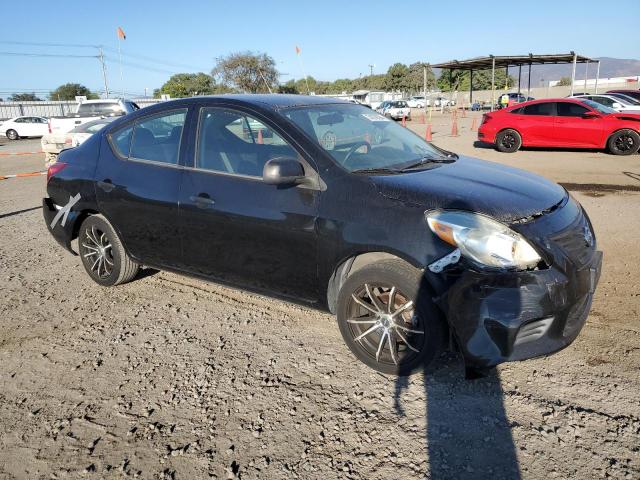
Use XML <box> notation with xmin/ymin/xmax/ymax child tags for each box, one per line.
<box><xmin>283</xmin><ymin>104</ymin><xmax>447</xmax><ymax>172</ymax></box>
<box><xmin>580</xmin><ymin>99</ymin><xmax>617</xmax><ymax>115</ymax></box>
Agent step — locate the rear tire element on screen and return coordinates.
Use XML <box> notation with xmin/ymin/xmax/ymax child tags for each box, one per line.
<box><xmin>496</xmin><ymin>128</ymin><xmax>522</xmax><ymax>153</ymax></box>
<box><xmin>6</xmin><ymin>129</ymin><xmax>18</xmax><ymax>141</ymax></box>
<box><xmin>607</xmin><ymin>129</ymin><xmax>640</xmax><ymax>156</ymax></box>
<box><xmin>336</xmin><ymin>259</ymin><xmax>445</xmax><ymax>376</ymax></box>
<box><xmin>78</xmin><ymin>215</ymin><xmax>139</xmax><ymax>287</ymax></box>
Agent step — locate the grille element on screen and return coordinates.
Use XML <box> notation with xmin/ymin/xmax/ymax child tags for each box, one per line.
<box><xmin>551</xmin><ymin>212</ymin><xmax>595</xmax><ymax>267</ymax></box>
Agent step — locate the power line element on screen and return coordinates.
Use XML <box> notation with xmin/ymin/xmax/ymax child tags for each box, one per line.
<box><xmin>0</xmin><ymin>51</ymin><xmax>98</xmax><ymax>58</ymax></box>
<box><xmin>103</xmin><ymin>56</ymin><xmax>185</xmax><ymax>75</ymax></box>
<box><xmin>0</xmin><ymin>40</ymin><xmax>99</xmax><ymax>48</ymax></box>
<box><xmin>102</xmin><ymin>46</ymin><xmax>206</xmax><ymax>71</ymax></box>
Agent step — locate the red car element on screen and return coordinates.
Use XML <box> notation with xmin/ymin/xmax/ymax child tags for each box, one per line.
<box><xmin>478</xmin><ymin>98</ymin><xmax>640</xmax><ymax>155</ymax></box>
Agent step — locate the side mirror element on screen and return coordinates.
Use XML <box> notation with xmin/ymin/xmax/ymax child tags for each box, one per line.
<box><xmin>582</xmin><ymin>111</ymin><xmax>600</xmax><ymax>119</ymax></box>
<box><xmin>263</xmin><ymin>157</ymin><xmax>305</xmax><ymax>185</ymax></box>
<box><xmin>612</xmin><ymin>102</ymin><xmax>622</xmax><ymax>109</ymax></box>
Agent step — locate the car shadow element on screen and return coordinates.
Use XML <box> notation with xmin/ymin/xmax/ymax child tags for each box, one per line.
<box><xmin>393</xmin><ymin>209</ymin><xmax>522</xmax><ymax>479</ymax></box>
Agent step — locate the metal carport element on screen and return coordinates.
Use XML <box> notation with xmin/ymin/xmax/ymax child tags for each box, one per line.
<box><xmin>431</xmin><ymin>52</ymin><xmax>600</xmax><ymax>111</ymax></box>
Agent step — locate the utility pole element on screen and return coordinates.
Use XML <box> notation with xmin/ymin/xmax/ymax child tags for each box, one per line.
<box><xmin>423</xmin><ymin>64</ymin><xmax>427</xmax><ymax>112</ymax></box>
<box><xmin>98</xmin><ymin>47</ymin><xmax>110</xmax><ymax>98</ymax></box>
<box><xmin>368</xmin><ymin>64</ymin><xmax>374</xmax><ymax>76</ymax></box>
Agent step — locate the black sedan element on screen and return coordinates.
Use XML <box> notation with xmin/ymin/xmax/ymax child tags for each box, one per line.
<box><xmin>43</xmin><ymin>94</ymin><xmax>602</xmax><ymax>377</ymax></box>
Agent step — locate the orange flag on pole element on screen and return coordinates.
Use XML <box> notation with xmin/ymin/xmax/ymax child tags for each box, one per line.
<box><xmin>117</xmin><ymin>27</ymin><xmax>126</xmax><ymax>40</ymax></box>
<box><xmin>295</xmin><ymin>45</ymin><xmax>301</xmax><ymax>55</ymax></box>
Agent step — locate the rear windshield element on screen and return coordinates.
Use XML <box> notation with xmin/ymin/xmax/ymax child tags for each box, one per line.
<box><xmin>77</xmin><ymin>102</ymin><xmax>123</xmax><ymax>116</ymax></box>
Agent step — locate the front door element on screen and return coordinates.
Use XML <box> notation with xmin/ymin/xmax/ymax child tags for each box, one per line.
<box><xmin>95</xmin><ymin>108</ymin><xmax>188</xmax><ymax>267</ymax></box>
<box><xmin>554</xmin><ymin>102</ymin><xmax>604</xmax><ymax>147</ymax></box>
<box><xmin>179</xmin><ymin>106</ymin><xmax>319</xmax><ymax>301</ymax></box>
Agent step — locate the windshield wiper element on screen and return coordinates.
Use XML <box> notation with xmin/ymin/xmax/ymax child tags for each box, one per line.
<box><xmin>351</xmin><ymin>167</ymin><xmax>402</xmax><ymax>175</ymax></box>
<box><xmin>398</xmin><ymin>155</ymin><xmax>455</xmax><ymax>171</ymax></box>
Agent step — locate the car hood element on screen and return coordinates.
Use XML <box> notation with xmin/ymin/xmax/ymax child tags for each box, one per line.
<box><xmin>371</xmin><ymin>155</ymin><xmax>567</xmax><ymax>223</ymax></box>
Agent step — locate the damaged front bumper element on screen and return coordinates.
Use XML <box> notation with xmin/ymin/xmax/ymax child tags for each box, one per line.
<box><xmin>430</xmin><ymin>200</ymin><xmax>603</xmax><ymax>369</ymax></box>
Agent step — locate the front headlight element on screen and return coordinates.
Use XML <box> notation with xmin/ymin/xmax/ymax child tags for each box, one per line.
<box><xmin>426</xmin><ymin>210</ymin><xmax>541</xmax><ymax>269</ymax></box>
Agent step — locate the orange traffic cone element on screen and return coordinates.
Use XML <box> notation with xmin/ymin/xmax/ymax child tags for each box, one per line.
<box><xmin>402</xmin><ymin>115</ymin><xmax>407</xmax><ymax>127</ymax></box>
<box><xmin>257</xmin><ymin>128</ymin><xmax>264</xmax><ymax>144</ymax></box>
<box><xmin>451</xmin><ymin>118</ymin><xmax>459</xmax><ymax>136</ymax></box>
<box><xmin>425</xmin><ymin>123</ymin><xmax>432</xmax><ymax>142</ymax></box>
<box><xmin>461</xmin><ymin>105</ymin><xmax>467</xmax><ymax>118</ymax></box>
<box><xmin>470</xmin><ymin>117</ymin><xmax>477</xmax><ymax>131</ymax></box>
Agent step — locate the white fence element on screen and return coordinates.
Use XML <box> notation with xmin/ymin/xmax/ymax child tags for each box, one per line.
<box><xmin>0</xmin><ymin>98</ymin><xmax>162</xmax><ymax>121</ymax></box>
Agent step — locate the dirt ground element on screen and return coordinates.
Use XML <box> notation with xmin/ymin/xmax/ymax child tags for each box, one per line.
<box><xmin>1</xmin><ymin>117</ymin><xmax>639</xmax><ymax>480</ymax></box>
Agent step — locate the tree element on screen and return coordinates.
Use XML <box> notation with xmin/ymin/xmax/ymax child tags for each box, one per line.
<box><xmin>212</xmin><ymin>52</ymin><xmax>279</xmax><ymax>93</ymax></box>
<box><xmin>153</xmin><ymin>72</ymin><xmax>230</xmax><ymax>98</ymax></box>
<box><xmin>50</xmin><ymin>83</ymin><xmax>97</xmax><ymax>101</ymax></box>
<box><xmin>407</xmin><ymin>62</ymin><xmax>436</xmax><ymax>94</ymax></box>
<box><xmin>9</xmin><ymin>93</ymin><xmax>42</xmax><ymax>101</ymax></box>
<box><xmin>384</xmin><ymin>63</ymin><xmax>410</xmax><ymax>92</ymax></box>
<box><xmin>436</xmin><ymin>69</ymin><xmax>514</xmax><ymax>92</ymax></box>
<box><xmin>277</xmin><ymin>79</ymin><xmax>299</xmax><ymax>94</ymax></box>
<box><xmin>557</xmin><ymin>76</ymin><xmax>572</xmax><ymax>86</ymax></box>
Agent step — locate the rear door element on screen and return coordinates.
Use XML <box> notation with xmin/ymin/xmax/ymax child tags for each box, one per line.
<box><xmin>95</xmin><ymin>108</ymin><xmax>189</xmax><ymax>267</ymax></box>
<box><xmin>518</xmin><ymin>102</ymin><xmax>556</xmax><ymax>146</ymax></box>
<box><xmin>179</xmin><ymin>106</ymin><xmax>320</xmax><ymax>301</ymax></box>
<box><xmin>554</xmin><ymin>102</ymin><xmax>604</xmax><ymax>147</ymax></box>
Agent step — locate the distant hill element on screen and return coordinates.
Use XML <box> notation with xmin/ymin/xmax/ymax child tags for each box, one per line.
<box><xmin>434</xmin><ymin>57</ymin><xmax>640</xmax><ymax>87</ymax></box>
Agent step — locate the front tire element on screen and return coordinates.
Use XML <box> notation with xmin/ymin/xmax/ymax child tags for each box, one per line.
<box><xmin>495</xmin><ymin>128</ymin><xmax>522</xmax><ymax>153</ymax></box>
<box><xmin>6</xmin><ymin>129</ymin><xmax>19</xmax><ymax>140</ymax></box>
<box><xmin>607</xmin><ymin>129</ymin><xmax>640</xmax><ymax>156</ymax></box>
<box><xmin>78</xmin><ymin>215</ymin><xmax>139</xmax><ymax>286</ymax></box>
<box><xmin>336</xmin><ymin>260</ymin><xmax>445</xmax><ymax>376</ymax></box>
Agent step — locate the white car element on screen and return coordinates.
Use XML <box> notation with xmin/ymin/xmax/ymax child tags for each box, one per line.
<box><xmin>406</xmin><ymin>96</ymin><xmax>426</xmax><ymax>108</ymax></box>
<box><xmin>42</xmin><ymin>117</ymin><xmax>116</xmax><ymax>166</ymax></box>
<box><xmin>375</xmin><ymin>100</ymin><xmax>411</xmax><ymax>120</ymax></box>
<box><xmin>573</xmin><ymin>94</ymin><xmax>640</xmax><ymax>114</ymax></box>
<box><xmin>432</xmin><ymin>97</ymin><xmax>455</xmax><ymax>108</ymax></box>
<box><xmin>0</xmin><ymin>116</ymin><xmax>49</xmax><ymax>140</ymax></box>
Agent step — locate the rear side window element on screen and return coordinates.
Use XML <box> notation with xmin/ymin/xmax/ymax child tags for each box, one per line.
<box><xmin>557</xmin><ymin>103</ymin><xmax>589</xmax><ymax>117</ymax></box>
<box><xmin>109</xmin><ymin>109</ymin><xmax>187</xmax><ymax>164</ymax></box>
<box><xmin>522</xmin><ymin>103</ymin><xmax>555</xmax><ymax>116</ymax></box>
<box><xmin>111</xmin><ymin>126</ymin><xmax>133</xmax><ymax>157</ymax></box>
<box><xmin>130</xmin><ymin>110</ymin><xmax>187</xmax><ymax>165</ymax></box>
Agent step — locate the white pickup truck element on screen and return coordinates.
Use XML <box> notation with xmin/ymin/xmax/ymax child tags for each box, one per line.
<box><xmin>47</xmin><ymin>99</ymin><xmax>139</xmax><ymax>135</ymax></box>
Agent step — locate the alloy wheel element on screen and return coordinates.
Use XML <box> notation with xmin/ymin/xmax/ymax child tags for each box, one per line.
<box><xmin>501</xmin><ymin>133</ymin><xmax>516</xmax><ymax>149</ymax></box>
<box><xmin>615</xmin><ymin>134</ymin><xmax>634</xmax><ymax>152</ymax></box>
<box><xmin>346</xmin><ymin>283</ymin><xmax>425</xmax><ymax>367</ymax></box>
<box><xmin>81</xmin><ymin>226</ymin><xmax>114</xmax><ymax>278</ymax></box>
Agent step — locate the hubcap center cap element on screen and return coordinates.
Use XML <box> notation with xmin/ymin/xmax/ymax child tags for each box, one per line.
<box><xmin>379</xmin><ymin>314</ymin><xmax>393</xmax><ymax>329</ymax></box>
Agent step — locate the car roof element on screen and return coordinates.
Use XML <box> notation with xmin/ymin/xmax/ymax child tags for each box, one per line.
<box><xmin>205</xmin><ymin>94</ymin><xmax>350</xmax><ymax>109</ymax></box>
<box><xmin>503</xmin><ymin>97</ymin><xmax>587</xmax><ymax>110</ymax></box>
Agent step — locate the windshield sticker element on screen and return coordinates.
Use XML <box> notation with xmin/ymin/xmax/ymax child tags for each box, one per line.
<box><xmin>361</xmin><ymin>113</ymin><xmax>390</xmax><ymax>122</ymax></box>
<box><xmin>50</xmin><ymin>193</ymin><xmax>81</xmax><ymax>229</ymax></box>
<box><xmin>321</xmin><ymin>131</ymin><xmax>337</xmax><ymax>151</ymax></box>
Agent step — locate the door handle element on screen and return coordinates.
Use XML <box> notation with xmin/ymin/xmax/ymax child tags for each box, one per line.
<box><xmin>97</xmin><ymin>179</ymin><xmax>115</xmax><ymax>193</ymax></box>
<box><xmin>189</xmin><ymin>194</ymin><xmax>215</xmax><ymax>208</ymax></box>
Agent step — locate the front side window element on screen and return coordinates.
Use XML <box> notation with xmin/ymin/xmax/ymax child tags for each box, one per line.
<box><xmin>522</xmin><ymin>102</ymin><xmax>555</xmax><ymax>116</ymax></box>
<box><xmin>196</xmin><ymin>108</ymin><xmax>298</xmax><ymax>177</ymax></box>
<box><xmin>283</xmin><ymin>104</ymin><xmax>445</xmax><ymax>173</ymax></box>
<box><xmin>557</xmin><ymin>102</ymin><xmax>589</xmax><ymax>117</ymax></box>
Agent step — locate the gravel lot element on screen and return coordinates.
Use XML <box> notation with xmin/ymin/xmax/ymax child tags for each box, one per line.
<box><xmin>1</xmin><ymin>119</ymin><xmax>639</xmax><ymax>479</ymax></box>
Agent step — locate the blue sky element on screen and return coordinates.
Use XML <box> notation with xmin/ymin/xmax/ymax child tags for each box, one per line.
<box><xmin>1</xmin><ymin>0</ymin><xmax>638</xmax><ymax>97</ymax></box>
